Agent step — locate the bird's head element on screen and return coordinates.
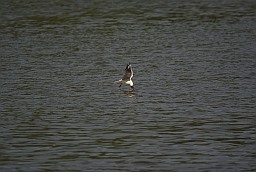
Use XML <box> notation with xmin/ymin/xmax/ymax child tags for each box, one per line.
<box><xmin>126</xmin><ymin>63</ymin><xmax>131</xmax><ymax>69</ymax></box>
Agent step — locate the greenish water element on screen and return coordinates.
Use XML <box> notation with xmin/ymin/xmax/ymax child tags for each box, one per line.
<box><xmin>1</xmin><ymin>0</ymin><xmax>255</xmax><ymax>171</ymax></box>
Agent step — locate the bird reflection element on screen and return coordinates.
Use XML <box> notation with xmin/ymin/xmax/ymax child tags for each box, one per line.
<box><xmin>123</xmin><ymin>90</ymin><xmax>135</xmax><ymax>97</ymax></box>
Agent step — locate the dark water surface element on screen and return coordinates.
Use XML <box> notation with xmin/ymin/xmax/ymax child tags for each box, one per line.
<box><xmin>1</xmin><ymin>0</ymin><xmax>255</xmax><ymax>171</ymax></box>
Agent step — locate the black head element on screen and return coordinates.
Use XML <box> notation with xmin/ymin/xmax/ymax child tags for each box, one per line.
<box><xmin>126</xmin><ymin>63</ymin><xmax>131</xmax><ymax>70</ymax></box>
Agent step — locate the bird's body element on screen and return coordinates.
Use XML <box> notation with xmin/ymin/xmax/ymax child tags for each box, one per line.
<box><xmin>115</xmin><ymin>63</ymin><xmax>134</xmax><ymax>90</ymax></box>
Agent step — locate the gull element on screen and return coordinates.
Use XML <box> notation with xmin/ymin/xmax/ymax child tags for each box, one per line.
<box><xmin>115</xmin><ymin>63</ymin><xmax>134</xmax><ymax>91</ymax></box>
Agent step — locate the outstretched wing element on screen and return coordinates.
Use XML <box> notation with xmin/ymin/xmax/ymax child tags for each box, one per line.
<box><xmin>122</xmin><ymin>64</ymin><xmax>133</xmax><ymax>81</ymax></box>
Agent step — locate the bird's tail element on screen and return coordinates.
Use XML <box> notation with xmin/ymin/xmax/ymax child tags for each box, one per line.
<box><xmin>114</xmin><ymin>79</ymin><xmax>122</xmax><ymax>84</ymax></box>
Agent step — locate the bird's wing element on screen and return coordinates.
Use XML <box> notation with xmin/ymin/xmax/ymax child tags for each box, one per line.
<box><xmin>122</xmin><ymin>64</ymin><xmax>133</xmax><ymax>80</ymax></box>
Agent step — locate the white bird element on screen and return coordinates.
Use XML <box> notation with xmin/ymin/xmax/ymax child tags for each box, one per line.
<box><xmin>115</xmin><ymin>63</ymin><xmax>134</xmax><ymax>91</ymax></box>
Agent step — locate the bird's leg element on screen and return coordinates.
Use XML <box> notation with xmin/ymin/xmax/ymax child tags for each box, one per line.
<box><xmin>119</xmin><ymin>84</ymin><xmax>122</xmax><ymax>88</ymax></box>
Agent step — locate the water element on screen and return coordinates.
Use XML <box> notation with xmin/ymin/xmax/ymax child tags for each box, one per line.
<box><xmin>1</xmin><ymin>0</ymin><xmax>255</xmax><ymax>171</ymax></box>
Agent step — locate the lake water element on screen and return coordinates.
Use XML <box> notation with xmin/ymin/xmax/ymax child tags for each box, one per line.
<box><xmin>0</xmin><ymin>0</ymin><xmax>255</xmax><ymax>171</ymax></box>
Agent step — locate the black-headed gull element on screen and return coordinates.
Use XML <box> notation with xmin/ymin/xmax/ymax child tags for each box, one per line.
<box><xmin>115</xmin><ymin>63</ymin><xmax>134</xmax><ymax>90</ymax></box>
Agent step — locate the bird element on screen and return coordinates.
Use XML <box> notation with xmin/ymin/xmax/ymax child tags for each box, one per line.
<box><xmin>115</xmin><ymin>63</ymin><xmax>134</xmax><ymax>91</ymax></box>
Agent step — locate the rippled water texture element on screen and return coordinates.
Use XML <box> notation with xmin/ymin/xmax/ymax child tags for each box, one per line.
<box><xmin>1</xmin><ymin>0</ymin><xmax>256</xmax><ymax>171</ymax></box>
